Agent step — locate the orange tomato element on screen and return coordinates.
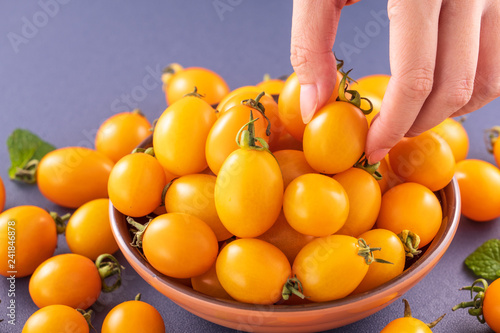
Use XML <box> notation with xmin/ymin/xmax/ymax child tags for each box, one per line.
<box><xmin>350</xmin><ymin>74</ymin><xmax>390</xmax><ymax>100</ymax></box>
<box><xmin>377</xmin><ymin>157</ymin><xmax>404</xmax><ymax>194</ymax></box>
<box><xmin>430</xmin><ymin>118</ymin><xmax>469</xmax><ymax>162</ymax></box>
<box><xmin>191</xmin><ymin>263</ymin><xmax>233</xmax><ymax>300</ymax></box>
<box><xmin>22</xmin><ymin>304</ymin><xmax>89</xmax><ymax>333</ymax></box>
<box><xmin>270</xmin><ymin>131</ymin><xmax>303</xmax><ymax>152</ymax></box>
<box><xmin>256</xmin><ymin>76</ymin><xmax>285</xmax><ymax>96</ymax></box>
<box><xmin>273</xmin><ymin>149</ymin><xmax>316</xmax><ymax>189</ymax></box>
<box><xmin>0</xmin><ymin>176</ymin><xmax>5</xmax><ymax>213</ymax></box>
<box><xmin>216</xmin><ymin>85</ymin><xmax>260</xmax><ymax>112</ymax></box>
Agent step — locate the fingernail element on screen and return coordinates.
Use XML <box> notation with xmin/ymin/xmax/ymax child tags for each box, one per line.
<box><xmin>368</xmin><ymin>148</ymin><xmax>390</xmax><ymax>165</ymax></box>
<box><xmin>300</xmin><ymin>84</ymin><xmax>318</xmax><ymax>124</ymax></box>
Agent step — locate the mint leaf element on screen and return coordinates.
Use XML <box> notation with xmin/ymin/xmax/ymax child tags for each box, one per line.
<box><xmin>7</xmin><ymin>129</ymin><xmax>56</xmax><ymax>184</ymax></box>
<box><xmin>464</xmin><ymin>239</ymin><xmax>500</xmax><ymax>280</ymax></box>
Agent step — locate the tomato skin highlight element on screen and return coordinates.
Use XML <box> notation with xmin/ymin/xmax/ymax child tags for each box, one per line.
<box><xmin>22</xmin><ymin>304</ymin><xmax>89</xmax><ymax>333</ymax></box>
<box><xmin>216</xmin><ymin>238</ymin><xmax>291</xmax><ymax>304</ymax></box>
<box><xmin>101</xmin><ymin>299</ymin><xmax>165</xmax><ymax>333</ymax></box>
<box><xmin>376</xmin><ymin>182</ymin><xmax>442</xmax><ymax>248</ymax></box>
<box><xmin>214</xmin><ymin>149</ymin><xmax>283</xmax><ymax>238</ymax></box>
<box><xmin>430</xmin><ymin>117</ymin><xmax>469</xmax><ymax>162</ymax></box>
<box><xmin>303</xmin><ymin>101</ymin><xmax>368</xmax><ymax>174</ymax></box>
<box><xmin>29</xmin><ymin>253</ymin><xmax>102</xmax><ymax>309</ymax></box>
<box><xmin>66</xmin><ymin>198</ymin><xmax>119</xmax><ymax>261</ymax></box>
<box><xmin>142</xmin><ymin>213</ymin><xmax>218</xmax><ymax>279</ymax></box>
<box><xmin>454</xmin><ymin>159</ymin><xmax>500</xmax><ymax>221</ymax></box>
<box><xmin>95</xmin><ymin>111</ymin><xmax>152</xmax><ymax>163</ymax></box>
<box><xmin>0</xmin><ymin>205</ymin><xmax>57</xmax><ymax>277</ymax></box>
<box><xmin>37</xmin><ymin>147</ymin><xmax>114</xmax><ymax>208</ymax></box>
<box><xmin>108</xmin><ymin>152</ymin><xmax>166</xmax><ymax>218</ymax></box>
<box><xmin>154</xmin><ymin>95</ymin><xmax>217</xmax><ymax>176</ymax></box>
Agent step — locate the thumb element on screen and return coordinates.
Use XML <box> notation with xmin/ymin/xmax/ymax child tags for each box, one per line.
<box><xmin>290</xmin><ymin>0</ymin><xmax>347</xmax><ymax>124</ymax></box>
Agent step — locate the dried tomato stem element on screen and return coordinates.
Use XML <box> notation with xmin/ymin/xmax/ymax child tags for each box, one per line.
<box><xmin>13</xmin><ymin>159</ymin><xmax>39</xmax><ymax>184</ymax></box>
<box><xmin>282</xmin><ymin>276</ymin><xmax>306</xmax><ymax>301</ymax></box>
<box><xmin>242</xmin><ymin>92</ymin><xmax>272</xmax><ymax>136</ymax></box>
<box><xmin>126</xmin><ymin>216</ymin><xmax>152</xmax><ymax>248</ymax></box>
<box><xmin>452</xmin><ymin>278</ymin><xmax>488</xmax><ymax>324</ymax></box>
<box><xmin>77</xmin><ymin>309</ymin><xmax>96</xmax><ymax>332</ymax></box>
<box><xmin>49</xmin><ymin>211</ymin><xmax>71</xmax><ymax>234</ymax></box>
<box><xmin>398</xmin><ymin>230</ymin><xmax>422</xmax><ymax>258</ymax></box>
<box><xmin>95</xmin><ymin>254</ymin><xmax>123</xmax><ymax>293</ymax></box>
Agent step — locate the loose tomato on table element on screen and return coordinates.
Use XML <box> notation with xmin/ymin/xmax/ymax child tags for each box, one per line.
<box><xmin>22</xmin><ymin>304</ymin><xmax>90</xmax><ymax>333</ymax></box>
<box><xmin>102</xmin><ymin>294</ymin><xmax>165</xmax><ymax>333</ymax></box>
<box><xmin>95</xmin><ymin>109</ymin><xmax>152</xmax><ymax>163</ymax></box>
<box><xmin>0</xmin><ymin>205</ymin><xmax>61</xmax><ymax>277</ymax></box>
<box><xmin>66</xmin><ymin>198</ymin><xmax>119</xmax><ymax>261</ymax></box>
<box><xmin>162</xmin><ymin>65</ymin><xmax>230</xmax><ymax>106</ymax></box>
<box><xmin>154</xmin><ymin>92</ymin><xmax>217</xmax><ymax>176</ymax></box>
<box><xmin>108</xmin><ymin>150</ymin><xmax>166</xmax><ymax>218</ymax></box>
<box><xmin>486</xmin><ymin>126</ymin><xmax>500</xmax><ymax>168</ymax></box>
<box><xmin>381</xmin><ymin>299</ymin><xmax>445</xmax><ymax>333</ymax></box>
<box><xmin>216</xmin><ymin>238</ymin><xmax>291</xmax><ymax>305</ymax></box>
<box><xmin>37</xmin><ymin>147</ymin><xmax>114</xmax><ymax>208</ymax></box>
<box><xmin>454</xmin><ymin>159</ymin><xmax>500</xmax><ymax>221</ymax></box>
<box><xmin>430</xmin><ymin>117</ymin><xmax>469</xmax><ymax>162</ymax></box>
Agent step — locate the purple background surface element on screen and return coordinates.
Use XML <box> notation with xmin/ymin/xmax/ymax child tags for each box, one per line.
<box><xmin>0</xmin><ymin>1</ymin><xmax>499</xmax><ymax>332</ymax></box>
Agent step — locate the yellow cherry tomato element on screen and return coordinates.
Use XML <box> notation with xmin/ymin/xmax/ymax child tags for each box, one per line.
<box><xmin>66</xmin><ymin>198</ymin><xmax>119</xmax><ymax>261</ymax></box>
<box><xmin>273</xmin><ymin>149</ymin><xmax>316</xmax><ymax>189</ymax></box>
<box><xmin>270</xmin><ymin>131</ymin><xmax>303</xmax><ymax>152</ymax></box>
<box><xmin>389</xmin><ymin>131</ymin><xmax>455</xmax><ymax>192</ymax></box>
<box><xmin>164</xmin><ymin>174</ymin><xmax>233</xmax><ymax>241</ymax></box>
<box><xmin>350</xmin><ymin>74</ymin><xmax>390</xmax><ymax>100</ymax></box>
<box><xmin>154</xmin><ymin>95</ymin><xmax>217</xmax><ymax>176</ymax></box>
<box><xmin>22</xmin><ymin>304</ymin><xmax>89</xmax><ymax>333</ymax></box>
<box><xmin>95</xmin><ymin>110</ymin><xmax>152</xmax><ymax>163</ymax></box>
<box><xmin>216</xmin><ymin>85</ymin><xmax>260</xmax><ymax>112</ymax></box>
<box><xmin>191</xmin><ymin>263</ymin><xmax>233</xmax><ymax>300</ymax></box>
<box><xmin>0</xmin><ymin>205</ymin><xmax>57</xmax><ymax>277</ymax></box>
<box><xmin>256</xmin><ymin>75</ymin><xmax>285</xmax><ymax>95</ymax></box>
<box><xmin>283</xmin><ymin>173</ymin><xmax>349</xmax><ymax>237</ymax></box>
<box><xmin>333</xmin><ymin>167</ymin><xmax>382</xmax><ymax>237</ymax></box>
<box><xmin>430</xmin><ymin>117</ymin><xmax>469</xmax><ymax>162</ymax></box>
<box><xmin>102</xmin><ymin>297</ymin><xmax>165</xmax><ymax>333</ymax></box>
<box><xmin>216</xmin><ymin>238</ymin><xmax>291</xmax><ymax>304</ymax></box>
<box><xmin>37</xmin><ymin>147</ymin><xmax>114</xmax><ymax>208</ymax></box>
<box><xmin>377</xmin><ymin>157</ymin><xmax>404</xmax><ymax>194</ymax></box>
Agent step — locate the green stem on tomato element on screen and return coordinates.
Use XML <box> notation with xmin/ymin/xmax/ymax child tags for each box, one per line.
<box><xmin>398</xmin><ymin>230</ymin><xmax>422</xmax><ymax>259</ymax></box>
<box><xmin>484</xmin><ymin>126</ymin><xmax>500</xmax><ymax>154</ymax></box>
<box><xmin>95</xmin><ymin>254</ymin><xmax>123</xmax><ymax>293</ymax></box>
<box><xmin>353</xmin><ymin>153</ymin><xmax>382</xmax><ymax>180</ymax></box>
<box><xmin>13</xmin><ymin>159</ymin><xmax>39</xmax><ymax>184</ymax></box>
<box><xmin>357</xmin><ymin>238</ymin><xmax>393</xmax><ymax>265</ymax></box>
<box><xmin>242</xmin><ymin>91</ymin><xmax>272</xmax><ymax>136</ymax></box>
<box><xmin>336</xmin><ymin>69</ymin><xmax>373</xmax><ymax>115</ymax></box>
<box><xmin>452</xmin><ymin>278</ymin><xmax>488</xmax><ymax>324</ymax></box>
<box><xmin>126</xmin><ymin>216</ymin><xmax>152</xmax><ymax>248</ymax></box>
<box><xmin>49</xmin><ymin>211</ymin><xmax>71</xmax><ymax>234</ymax></box>
<box><xmin>77</xmin><ymin>309</ymin><xmax>96</xmax><ymax>332</ymax></box>
<box><xmin>282</xmin><ymin>276</ymin><xmax>307</xmax><ymax>301</ymax></box>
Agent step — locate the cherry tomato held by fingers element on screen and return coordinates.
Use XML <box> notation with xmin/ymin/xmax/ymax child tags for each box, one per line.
<box><xmin>273</xmin><ymin>149</ymin><xmax>316</xmax><ymax>189</ymax></box>
<box><xmin>454</xmin><ymin>159</ymin><xmax>500</xmax><ymax>221</ymax></box>
<box><xmin>135</xmin><ymin>212</ymin><xmax>218</xmax><ymax>279</ymax></box>
<box><xmin>66</xmin><ymin>198</ymin><xmax>119</xmax><ymax>261</ymax></box>
<box><xmin>0</xmin><ymin>175</ymin><xmax>5</xmax><ymax>213</ymax></box>
<box><xmin>102</xmin><ymin>294</ymin><xmax>165</xmax><ymax>333</ymax></box>
<box><xmin>292</xmin><ymin>235</ymin><xmax>389</xmax><ymax>302</ymax></box>
<box><xmin>108</xmin><ymin>150</ymin><xmax>166</xmax><ymax>217</ymax></box>
<box><xmin>352</xmin><ymin>229</ymin><xmax>405</xmax><ymax>294</ymax></box>
<box><xmin>95</xmin><ymin>109</ymin><xmax>152</xmax><ymax>163</ymax></box>
<box><xmin>430</xmin><ymin>117</ymin><xmax>469</xmax><ymax>162</ymax></box>
<box><xmin>164</xmin><ymin>174</ymin><xmax>233</xmax><ymax>241</ymax></box>
<box><xmin>0</xmin><ymin>205</ymin><xmax>59</xmax><ymax>277</ymax></box>
<box><xmin>154</xmin><ymin>92</ymin><xmax>217</xmax><ymax>176</ymax></box>
<box><xmin>214</xmin><ymin>113</ymin><xmax>283</xmax><ymax>237</ymax></box>
<box><xmin>388</xmin><ymin>130</ymin><xmax>455</xmax><ymax>192</ymax></box>
<box><xmin>381</xmin><ymin>299</ymin><xmax>445</xmax><ymax>333</ymax></box>
<box><xmin>377</xmin><ymin>182</ymin><xmax>442</xmax><ymax>248</ymax></box>
<box><xmin>216</xmin><ymin>238</ymin><xmax>291</xmax><ymax>304</ymax></box>
<box><xmin>333</xmin><ymin>167</ymin><xmax>382</xmax><ymax>237</ymax></box>
<box><xmin>283</xmin><ymin>173</ymin><xmax>349</xmax><ymax>237</ymax></box>
<box><xmin>162</xmin><ymin>65</ymin><xmax>230</xmax><ymax>106</ymax></box>
<box><xmin>29</xmin><ymin>253</ymin><xmax>122</xmax><ymax>309</ymax></box>
<box><xmin>22</xmin><ymin>304</ymin><xmax>90</xmax><ymax>333</ymax></box>
<box><xmin>37</xmin><ymin>147</ymin><xmax>114</xmax><ymax>208</ymax></box>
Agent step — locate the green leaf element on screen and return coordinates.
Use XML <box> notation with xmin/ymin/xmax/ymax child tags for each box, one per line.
<box><xmin>465</xmin><ymin>239</ymin><xmax>500</xmax><ymax>280</ymax></box>
<box><xmin>7</xmin><ymin>129</ymin><xmax>56</xmax><ymax>184</ymax></box>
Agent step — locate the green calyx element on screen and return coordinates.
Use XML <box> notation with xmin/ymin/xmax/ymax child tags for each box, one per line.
<box><xmin>401</xmin><ymin>299</ymin><xmax>446</xmax><ymax>329</ymax></box>
<box><xmin>183</xmin><ymin>86</ymin><xmax>205</xmax><ymax>99</ymax></box>
<box><xmin>49</xmin><ymin>211</ymin><xmax>71</xmax><ymax>234</ymax></box>
<box><xmin>131</xmin><ymin>146</ymin><xmax>155</xmax><ymax>156</ymax></box>
<box><xmin>484</xmin><ymin>126</ymin><xmax>500</xmax><ymax>154</ymax></box>
<box><xmin>452</xmin><ymin>278</ymin><xmax>488</xmax><ymax>324</ymax></box>
<box><xmin>77</xmin><ymin>308</ymin><xmax>96</xmax><ymax>332</ymax></box>
<box><xmin>13</xmin><ymin>159</ymin><xmax>39</xmax><ymax>184</ymax></box>
<box><xmin>398</xmin><ymin>230</ymin><xmax>422</xmax><ymax>259</ymax></box>
<box><xmin>95</xmin><ymin>254</ymin><xmax>124</xmax><ymax>293</ymax></box>
<box><xmin>241</xmin><ymin>91</ymin><xmax>272</xmax><ymax>137</ymax></box>
<box><xmin>336</xmin><ymin>69</ymin><xmax>373</xmax><ymax>115</ymax></box>
<box><xmin>282</xmin><ymin>276</ymin><xmax>307</xmax><ymax>301</ymax></box>
<box><xmin>126</xmin><ymin>216</ymin><xmax>152</xmax><ymax>249</ymax></box>
<box><xmin>354</xmin><ymin>153</ymin><xmax>382</xmax><ymax>180</ymax></box>
<box><xmin>235</xmin><ymin>111</ymin><xmax>270</xmax><ymax>152</ymax></box>
<box><xmin>357</xmin><ymin>238</ymin><xmax>393</xmax><ymax>265</ymax></box>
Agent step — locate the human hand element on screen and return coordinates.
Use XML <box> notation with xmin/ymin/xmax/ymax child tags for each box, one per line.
<box><xmin>291</xmin><ymin>0</ymin><xmax>500</xmax><ymax>164</ymax></box>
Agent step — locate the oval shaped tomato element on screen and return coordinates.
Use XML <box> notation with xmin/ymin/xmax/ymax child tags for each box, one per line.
<box><xmin>206</xmin><ymin>105</ymin><xmax>270</xmax><ymax>175</ymax></box>
<box><xmin>293</xmin><ymin>235</ymin><xmax>370</xmax><ymax>302</ymax></box>
<box><xmin>215</xmin><ymin>148</ymin><xmax>283</xmax><ymax>237</ymax></box>
<box><xmin>333</xmin><ymin>167</ymin><xmax>381</xmax><ymax>237</ymax></box>
<box><xmin>355</xmin><ymin>87</ymin><xmax>382</xmax><ymax>126</ymax></box>
<box><xmin>66</xmin><ymin>198</ymin><xmax>119</xmax><ymax>261</ymax></box>
<box><xmin>29</xmin><ymin>253</ymin><xmax>102</xmax><ymax>309</ymax></box>
<box><xmin>377</xmin><ymin>157</ymin><xmax>404</xmax><ymax>194</ymax></box>
<box><xmin>0</xmin><ymin>206</ymin><xmax>57</xmax><ymax>277</ymax></box>
<box><xmin>484</xmin><ymin>278</ymin><xmax>500</xmax><ymax>332</ymax></box>
<box><xmin>273</xmin><ymin>149</ymin><xmax>316</xmax><ymax>189</ymax></box>
<box><xmin>164</xmin><ymin>67</ymin><xmax>229</xmax><ymax>106</ymax></box>
<box><xmin>278</xmin><ymin>71</ymin><xmax>342</xmax><ymax>141</ymax></box>
<box><xmin>283</xmin><ymin>173</ymin><xmax>349</xmax><ymax>237</ymax></box>
<box><xmin>256</xmin><ymin>77</ymin><xmax>285</xmax><ymax>96</ymax></box>
<box><xmin>0</xmin><ymin>175</ymin><xmax>5</xmax><ymax>213</ymax></box>
<box><xmin>216</xmin><ymin>85</ymin><xmax>260</xmax><ymax>112</ymax></box>
<box><xmin>352</xmin><ymin>229</ymin><xmax>405</xmax><ymax>294</ymax></box>
<box><xmin>389</xmin><ymin>131</ymin><xmax>455</xmax><ymax>192</ymax></box>
<box><xmin>380</xmin><ymin>316</ymin><xmax>433</xmax><ymax>333</ymax></box>
<box><xmin>102</xmin><ymin>298</ymin><xmax>165</xmax><ymax>333</ymax></box>
<box><xmin>377</xmin><ymin>182</ymin><xmax>442</xmax><ymax>248</ymax></box>
<box><xmin>142</xmin><ymin>213</ymin><xmax>218</xmax><ymax>279</ymax></box>
<box><xmin>108</xmin><ymin>152</ymin><xmax>166</xmax><ymax>217</ymax></box>
<box><xmin>22</xmin><ymin>304</ymin><xmax>89</xmax><ymax>333</ymax></box>
<box><xmin>95</xmin><ymin>111</ymin><xmax>152</xmax><ymax>163</ymax></box>
<box><xmin>154</xmin><ymin>95</ymin><xmax>216</xmax><ymax>175</ymax></box>
<box><xmin>37</xmin><ymin>147</ymin><xmax>114</xmax><ymax>208</ymax></box>
<box><xmin>191</xmin><ymin>263</ymin><xmax>233</xmax><ymax>300</ymax></box>
<box><xmin>256</xmin><ymin>210</ymin><xmax>315</xmax><ymax>264</ymax></box>
<box><xmin>164</xmin><ymin>174</ymin><xmax>232</xmax><ymax>241</ymax></box>
<box><xmin>303</xmin><ymin>101</ymin><xmax>368</xmax><ymax>174</ymax></box>
<box><xmin>430</xmin><ymin>117</ymin><xmax>469</xmax><ymax>162</ymax></box>
<box><xmin>350</xmin><ymin>74</ymin><xmax>390</xmax><ymax>100</ymax></box>
<box><xmin>454</xmin><ymin>159</ymin><xmax>500</xmax><ymax>221</ymax></box>
<box><xmin>216</xmin><ymin>238</ymin><xmax>291</xmax><ymax>304</ymax></box>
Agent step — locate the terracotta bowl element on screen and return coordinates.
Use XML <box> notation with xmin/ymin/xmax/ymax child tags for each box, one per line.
<box><xmin>109</xmin><ymin>136</ymin><xmax>461</xmax><ymax>332</ymax></box>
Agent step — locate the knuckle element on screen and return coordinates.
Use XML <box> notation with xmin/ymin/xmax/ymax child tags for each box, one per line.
<box><xmin>443</xmin><ymin>78</ymin><xmax>475</xmax><ymax>109</ymax></box>
<box><xmin>395</xmin><ymin>67</ymin><xmax>435</xmax><ymax>101</ymax></box>
<box><xmin>290</xmin><ymin>43</ymin><xmax>310</xmax><ymax>71</ymax></box>
<box><xmin>475</xmin><ymin>73</ymin><xmax>500</xmax><ymax>100</ymax></box>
